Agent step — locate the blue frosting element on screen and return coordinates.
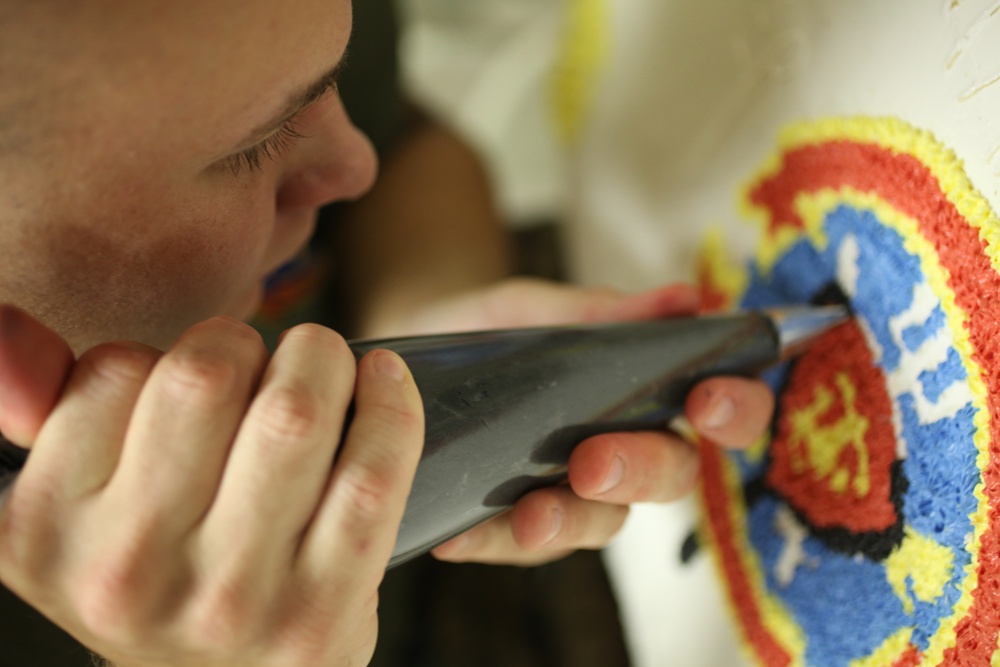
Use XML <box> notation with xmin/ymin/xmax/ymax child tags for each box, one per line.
<box><xmin>730</xmin><ymin>204</ymin><xmax>980</xmax><ymax>664</ymax></box>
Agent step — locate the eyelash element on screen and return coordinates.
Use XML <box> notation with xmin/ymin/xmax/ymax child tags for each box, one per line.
<box><xmin>223</xmin><ymin>79</ymin><xmax>340</xmax><ymax>177</ymax></box>
<box><xmin>225</xmin><ymin>118</ymin><xmax>308</xmax><ymax>177</ymax></box>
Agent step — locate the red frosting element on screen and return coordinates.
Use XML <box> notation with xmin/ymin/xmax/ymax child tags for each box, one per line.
<box><xmin>766</xmin><ymin>319</ymin><xmax>898</xmax><ymax>533</ymax></box>
<box><xmin>752</xmin><ymin>141</ymin><xmax>1000</xmax><ymax>665</ymax></box>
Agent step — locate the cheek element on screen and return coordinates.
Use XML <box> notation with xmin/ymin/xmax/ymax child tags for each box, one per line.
<box><xmin>23</xmin><ymin>191</ymin><xmax>274</xmax><ymax>351</ymax></box>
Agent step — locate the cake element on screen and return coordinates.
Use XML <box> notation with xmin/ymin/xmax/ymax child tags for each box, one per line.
<box><xmin>698</xmin><ymin>117</ymin><xmax>1000</xmax><ymax>666</ymax></box>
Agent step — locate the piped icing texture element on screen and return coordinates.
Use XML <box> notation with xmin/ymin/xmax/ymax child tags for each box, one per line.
<box><xmin>698</xmin><ymin>117</ymin><xmax>1000</xmax><ymax>666</ymax></box>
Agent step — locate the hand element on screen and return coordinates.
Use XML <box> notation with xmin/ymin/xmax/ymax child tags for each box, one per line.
<box><xmin>359</xmin><ymin>276</ymin><xmax>707</xmax><ymax>338</ymax></box>
<box><xmin>0</xmin><ymin>306</ymin><xmax>424</xmax><ymax>667</ymax></box>
<box><xmin>404</xmin><ymin>278</ymin><xmax>774</xmax><ymax>566</ymax></box>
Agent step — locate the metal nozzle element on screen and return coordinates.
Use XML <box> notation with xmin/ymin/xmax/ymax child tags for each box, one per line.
<box><xmin>765</xmin><ymin>305</ymin><xmax>852</xmax><ymax>358</ymax></box>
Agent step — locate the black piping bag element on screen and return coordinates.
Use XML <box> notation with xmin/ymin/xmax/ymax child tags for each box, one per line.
<box><xmin>349</xmin><ymin>305</ymin><xmax>849</xmax><ymax>567</ymax></box>
<box><xmin>0</xmin><ymin>306</ymin><xmax>849</xmax><ymax>569</ymax></box>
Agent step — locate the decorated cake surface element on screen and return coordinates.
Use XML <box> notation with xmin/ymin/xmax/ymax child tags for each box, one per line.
<box><xmin>698</xmin><ymin>117</ymin><xmax>1000</xmax><ymax>667</ymax></box>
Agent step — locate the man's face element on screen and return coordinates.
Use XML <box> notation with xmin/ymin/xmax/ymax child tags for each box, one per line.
<box><xmin>0</xmin><ymin>0</ymin><xmax>376</xmax><ymax>352</ymax></box>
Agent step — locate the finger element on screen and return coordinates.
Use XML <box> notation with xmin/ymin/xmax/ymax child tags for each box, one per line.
<box><xmin>0</xmin><ymin>305</ymin><xmax>75</xmax><ymax>446</ymax></box>
<box><xmin>685</xmin><ymin>376</ymin><xmax>774</xmax><ymax>448</ymax></box>
<box><xmin>298</xmin><ymin>350</ymin><xmax>423</xmax><ymax>592</ymax></box>
<box><xmin>586</xmin><ymin>283</ymin><xmax>701</xmax><ymax>322</ymax></box>
<box><xmin>431</xmin><ymin>513</ymin><xmax>564</xmax><ymax>566</ymax></box>
<box><xmin>0</xmin><ymin>342</ymin><xmax>159</xmax><ymax>601</ymax></box>
<box><xmin>25</xmin><ymin>342</ymin><xmax>160</xmax><ymax>498</ymax></box>
<box><xmin>567</xmin><ymin>430</ymin><xmax>700</xmax><ymax>504</ymax></box>
<box><xmin>482</xmin><ymin>279</ymin><xmax>700</xmax><ymax>328</ymax></box>
<box><xmin>432</xmin><ymin>487</ymin><xmax>627</xmax><ymax>565</ymax></box>
<box><xmin>201</xmin><ymin>324</ymin><xmax>357</xmax><ymax>567</ymax></box>
<box><xmin>107</xmin><ymin>317</ymin><xmax>267</xmax><ymax>535</ymax></box>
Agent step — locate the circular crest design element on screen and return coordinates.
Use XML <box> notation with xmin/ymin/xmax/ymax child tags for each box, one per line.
<box><xmin>698</xmin><ymin>117</ymin><xmax>1000</xmax><ymax>666</ymax></box>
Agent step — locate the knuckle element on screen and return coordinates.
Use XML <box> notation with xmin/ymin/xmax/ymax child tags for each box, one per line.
<box><xmin>371</xmin><ymin>397</ymin><xmax>423</xmax><ymax>435</ymax></box>
<box><xmin>337</xmin><ymin>466</ymin><xmax>400</xmax><ymax>524</ymax></box>
<box><xmin>357</xmin><ymin>377</ymin><xmax>423</xmax><ymax>433</ymax></box>
<box><xmin>254</xmin><ymin>382</ymin><xmax>323</xmax><ymax>441</ymax></box>
<box><xmin>75</xmin><ymin>558</ymin><xmax>151</xmax><ymax>642</ymax></box>
<box><xmin>280</xmin><ymin>323</ymin><xmax>356</xmax><ymax>369</ymax></box>
<box><xmin>189</xmin><ymin>582</ymin><xmax>261</xmax><ymax>650</ymax></box>
<box><xmin>159</xmin><ymin>348</ymin><xmax>241</xmax><ymax>405</ymax></box>
<box><xmin>76</xmin><ymin>344</ymin><xmax>156</xmax><ymax>391</ymax></box>
<box><xmin>196</xmin><ymin>316</ymin><xmax>262</xmax><ymax>344</ymax></box>
<box><xmin>282</xmin><ymin>323</ymin><xmax>349</xmax><ymax>354</ymax></box>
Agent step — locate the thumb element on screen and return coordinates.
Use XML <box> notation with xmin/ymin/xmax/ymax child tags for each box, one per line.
<box><xmin>0</xmin><ymin>305</ymin><xmax>74</xmax><ymax>447</ymax></box>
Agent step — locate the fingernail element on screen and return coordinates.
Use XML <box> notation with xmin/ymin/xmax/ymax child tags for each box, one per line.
<box><xmin>597</xmin><ymin>455</ymin><xmax>625</xmax><ymax>495</ymax></box>
<box><xmin>373</xmin><ymin>351</ymin><xmax>405</xmax><ymax>381</ymax></box>
<box><xmin>704</xmin><ymin>394</ymin><xmax>736</xmax><ymax>429</ymax></box>
<box><xmin>544</xmin><ymin>507</ymin><xmax>564</xmax><ymax>545</ymax></box>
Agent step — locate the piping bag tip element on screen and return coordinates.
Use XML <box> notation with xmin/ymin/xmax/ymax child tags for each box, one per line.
<box><xmin>765</xmin><ymin>305</ymin><xmax>852</xmax><ymax>359</ymax></box>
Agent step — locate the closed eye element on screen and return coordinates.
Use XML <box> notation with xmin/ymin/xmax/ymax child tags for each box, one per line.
<box><xmin>222</xmin><ymin>78</ymin><xmax>340</xmax><ymax>176</ymax></box>
<box><xmin>224</xmin><ymin>118</ymin><xmax>308</xmax><ymax>176</ymax></box>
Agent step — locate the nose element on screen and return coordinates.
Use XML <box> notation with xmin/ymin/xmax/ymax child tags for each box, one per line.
<box><xmin>275</xmin><ymin>92</ymin><xmax>378</xmax><ymax>211</ymax></box>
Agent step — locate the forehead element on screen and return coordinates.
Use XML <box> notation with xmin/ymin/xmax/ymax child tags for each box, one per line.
<box><xmin>6</xmin><ymin>0</ymin><xmax>352</xmax><ymax>73</ymax></box>
<box><xmin>2</xmin><ymin>0</ymin><xmax>352</xmax><ymax>153</ymax></box>
<box><xmin>116</xmin><ymin>0</ymin><xmax>350</xmax><ymax>99</ymax></box>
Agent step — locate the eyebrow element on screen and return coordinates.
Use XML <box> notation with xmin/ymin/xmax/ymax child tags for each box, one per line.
<box><xmin>241</xmin><ymin>56</ymin><xmax>348</xmax><ymax>147</ymax></box>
